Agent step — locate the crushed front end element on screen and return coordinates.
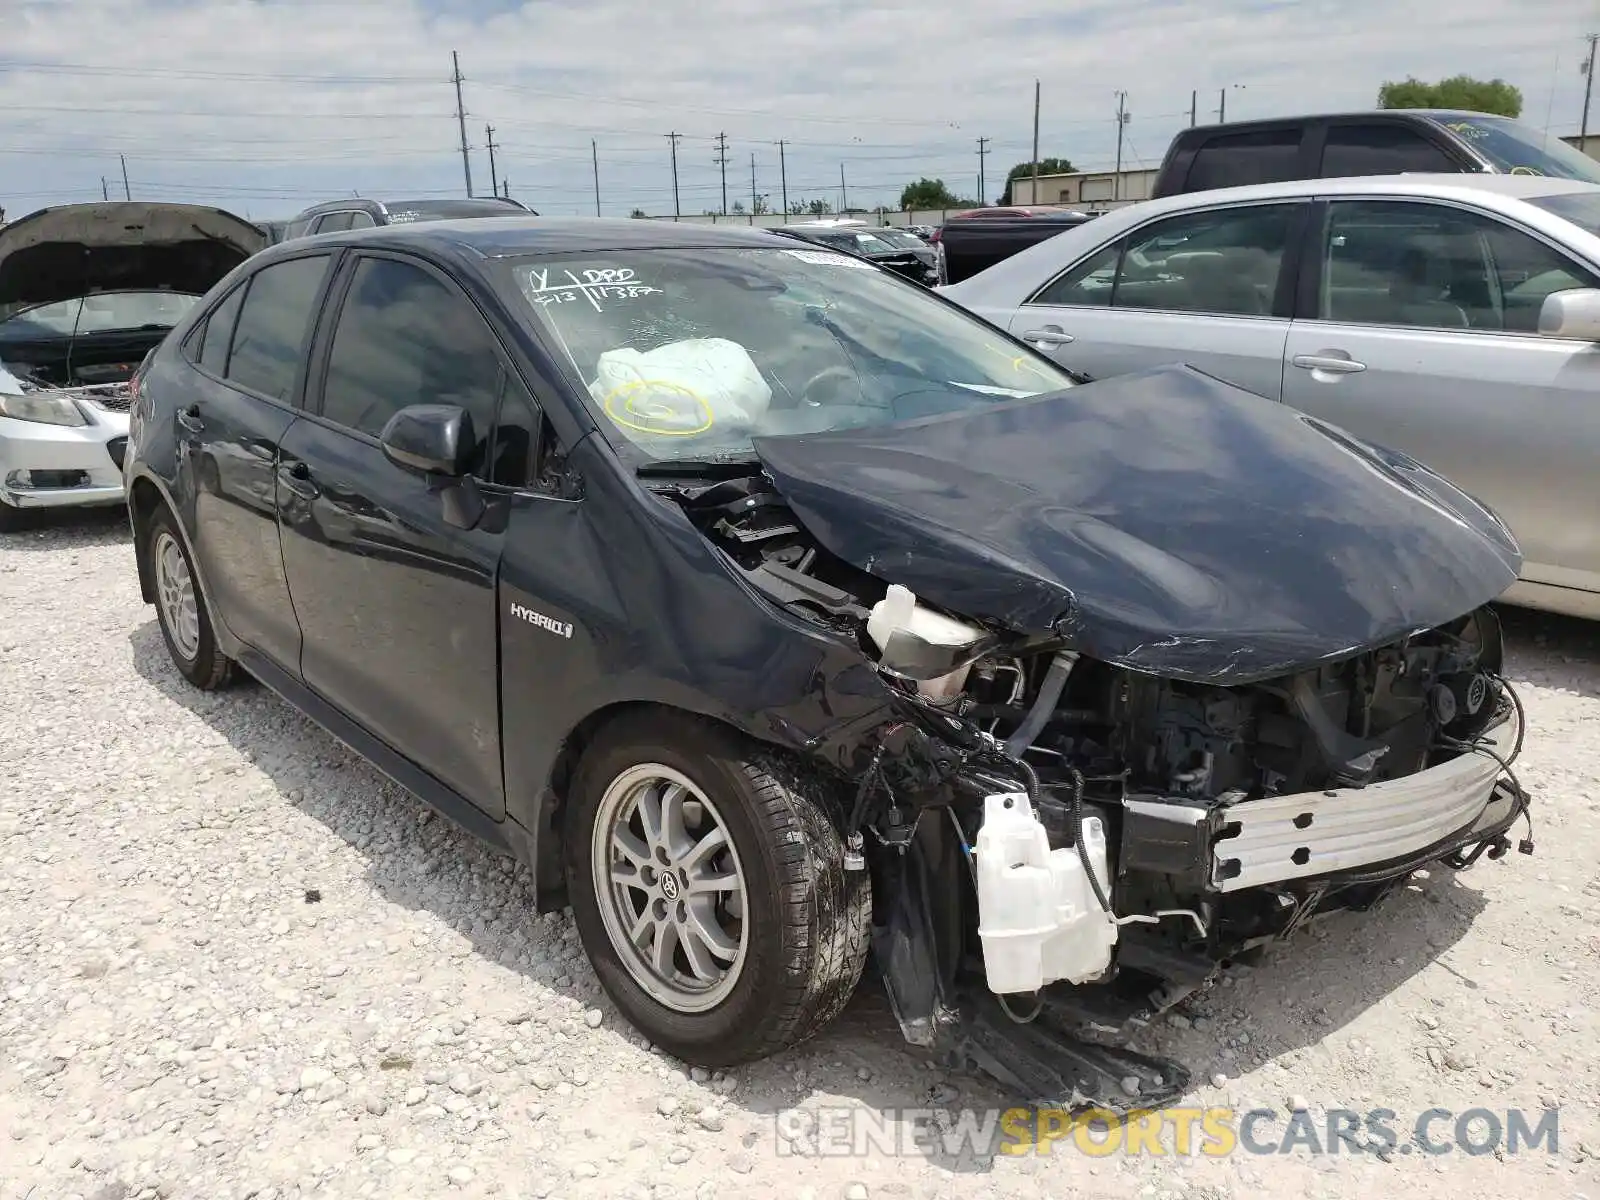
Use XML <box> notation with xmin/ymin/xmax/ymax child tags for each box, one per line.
<box><xmin>667</xmin><ymin>464</ymin><xmax>1532</xmax><ymax>1111</ymax></box>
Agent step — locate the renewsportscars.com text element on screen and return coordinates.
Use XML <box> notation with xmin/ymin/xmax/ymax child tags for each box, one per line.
<box><xmin>771</xmin><ymin>1105</ymin><xmax>1561</xmax><ymax>1160</ymax></box>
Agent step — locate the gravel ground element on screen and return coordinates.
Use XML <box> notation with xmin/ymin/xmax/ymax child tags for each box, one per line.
<box><xmin>2</xmin><ymin>509</ymin><xmax>1598</xmax><ymax>1200</ymax></box>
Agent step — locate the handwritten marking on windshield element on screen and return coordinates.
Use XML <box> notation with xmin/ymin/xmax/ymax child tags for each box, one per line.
<box><xmin>526</xmin><ymin>267</ymin><xmax>663</xmax><ymax>312</ymax></box>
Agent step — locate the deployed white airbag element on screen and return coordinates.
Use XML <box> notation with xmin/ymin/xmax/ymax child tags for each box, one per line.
<box><xmin>0</xmin><ymin>361</ymin><xmax>26</xmax><ymax>396</ymax></box>
<box><xmin>591</xmin><ymin>337</ymin><xmax>771</xmax><ymax>439</ymax></box>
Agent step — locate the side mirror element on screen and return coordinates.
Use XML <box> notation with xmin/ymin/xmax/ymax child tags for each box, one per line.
<box><xmin>1537</xmin><ymin>288</ymin><xmax>1600</xmax><ymax>341</ymax></box>
<box><xmin>379</xmin><ymin>404</ymin><xmax>486</xmax><ymax>530</ymax></box>
<box><xmin>379</xmin><ymin>404</ymin><xmax>476</xmax><ymax>477</ymax></box>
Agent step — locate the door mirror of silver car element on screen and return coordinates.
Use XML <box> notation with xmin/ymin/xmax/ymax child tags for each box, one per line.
<box><xmin>1537</xmin><ymin>288</ymin><xmax>1600</xmax><ymax>340</ymax></box>
<box><xmin>380</xmin><ymin>404</ymin><xmax>476</xmax><ymax>477</ymax></box>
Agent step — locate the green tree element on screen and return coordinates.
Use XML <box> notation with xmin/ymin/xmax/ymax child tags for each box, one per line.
<box><xmin>805</xmin><ymin>198</ymin><xmax>833</xmax><ymax>215</ymax></box>
<box><xmin>900</xmin><ymin>177</ymin><xmax>966</xmax><ymax>210</ymax></box>
<box><xmin>1378</xmin><ymin>75</ymin><xmax>1522</xmax><ymax>117</ymax></box>
<box><xmin>998</xmin><ymin>158</ymin><xmax>1076</xmax><ymax>205</ymax></box>
<box><xmin>629</xmin><ymin>208</ymin><xmax>649</xmax><ymax>218</ymax></box>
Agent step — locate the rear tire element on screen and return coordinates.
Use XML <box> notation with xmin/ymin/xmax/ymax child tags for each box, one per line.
<box><xmin>565</xmin><ymin>711</ymin><xmax>870</xmax><ymax>1067</ymax></box>
<box><xmin>147</xmin><ymin>505</ymin><xmax>234</xmax><ymax>690</ymax></box>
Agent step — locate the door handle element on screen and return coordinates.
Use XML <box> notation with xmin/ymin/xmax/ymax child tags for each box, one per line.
<box><xmin>175</xmin><ymin>404</ymin><xmax>204</xmax><ymax>434</ymax></box>
<box><xmin>1291</xmin><ymin>353</ymin><xmax>1366</xmax><ymax>375</ymax></box>
<box><xmin>1022</xmin><ymin>327</ymin><xmax>1075</xmax><ymax>347</ymax></box>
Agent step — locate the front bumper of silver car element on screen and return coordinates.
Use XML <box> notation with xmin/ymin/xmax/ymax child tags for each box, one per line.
<box><xmin>0</xmin><ymin>398</ymin><xmax>131</xmax><ymax>511</ymax></box>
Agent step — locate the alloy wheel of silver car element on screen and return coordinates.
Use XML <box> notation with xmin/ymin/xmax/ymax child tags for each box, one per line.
<box><xmin>154</xmin><ymin>530</ymin><xmax>201</xmax><ymax>662</ymax></box>
<box><xmin>591</xmin><ymin>763</ymin><xmax>749</xmax><ymax>1013</ymax></box>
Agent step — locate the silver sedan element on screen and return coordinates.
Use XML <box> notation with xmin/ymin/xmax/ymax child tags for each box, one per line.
<box><xmin>941</xmin><ymin>173</ymin><xmax>1600</xmax><ymax>620</ymax></box>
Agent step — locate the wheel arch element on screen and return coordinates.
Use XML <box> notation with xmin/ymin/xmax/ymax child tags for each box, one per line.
<box><xmin>530</xmin><ymin>698</ymin><xmax>841</xmax><ymax>905</ymax></box>
<box><xmin>126</xmin><ymin>468</ymin><xmax>235</xmax><ymax>656</ymax></box>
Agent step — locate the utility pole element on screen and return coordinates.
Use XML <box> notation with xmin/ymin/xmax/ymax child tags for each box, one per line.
<box><xmin>1031</xmin><ymin>79</ymin><xmax>1041</xmax><ymax>204</ymax></box>
<box><xmin>1190</xmin><ymin>90</ymin><xmax>1198</xmax><ymax>127</ymax></box>
<box><xmin>591</xmin><ymin>140</ymin><xmax>601</xmax><ymax>217</ymax></box>
<box><xmin>1113</xmin><ymin>92</ymin><xmax>1129</xmax><ymax>202</ymax></box>
<box><xmin>665</xmin><ymin>132</ymin><xmax>682</xmax><ymax>220</ymax></box>
<box><xmin>777</xmin><ymin>140</ymin><xmax>788</xmax><ymax>216</ymax></box>
<box><xmin>749</xmin><ymin>152</ymin><xmax>757</xmax><ymax>222</ymax></box>
<box><xmin>101</xmin><ymin>176</ymin><xmax>110</xmax><ymax>201</ymax></box>
<box><xmin>502</xmin><ymin>178</ymin><xmax>510</xmax><ymax>200</ymax></box>
<box><xmin>1583</xmin><ymin>34</ymin><xmax>1598</xmax><ymax>142</ymax></box>
<box><xmin>1217</xmin><ymin>84</ymin><xmax>1242</xmax><ymax>123</ymax></box>
<box><xmin>120</xmin><ymin>155</ymin><xmax>130</xmax><ymax>200</ymax></box>
<box><xmin>713</xmin><ymin>132</ymin><xmax>729</xmax><ymax>215</ymax></box>
<box><xmin>976</xmin><ymin>136</ymin><xmax>990</xmax><ymax>207</ymax></box>
<box><xmin>839</xmin><ymin>163</ymin><xmax>848</xmax><ymax>213</ymax></box>
<box><xmin>452</xmin><ymin>51</ymin><xmax>474</xmax><ymax>197</ymax></box>
<box><xmin>485</xmin><ymin>124</ymin><xmax>501</xmax><ymax>199</ymax></box>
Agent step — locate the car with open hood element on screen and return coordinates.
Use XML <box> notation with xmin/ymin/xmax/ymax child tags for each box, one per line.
<box><xmin>124</xmin><ymin>217</ymin><xmax>1533</xmax><ymax>1107</ymax></box>
<box><xmin>0</xmin><ymin>201</ymin><xmax>264</xmax><ymax>529</ymax></box>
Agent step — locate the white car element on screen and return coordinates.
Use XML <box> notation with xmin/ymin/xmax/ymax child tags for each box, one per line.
<box><xmin>0</xmin><ymin>202</ymin><xmax>263</xmax><ymax>530</ymax></box>
<box><xmin>940</xmin><ymin>173</ymin><xmax>1600</xmax><ymax>620</ymax></box>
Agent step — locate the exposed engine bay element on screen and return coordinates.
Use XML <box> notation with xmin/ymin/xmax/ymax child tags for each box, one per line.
<box><xmin>662</xmin><ymin>468</ymin><xmax>1533</xmax><ymax>1108</ymax></box>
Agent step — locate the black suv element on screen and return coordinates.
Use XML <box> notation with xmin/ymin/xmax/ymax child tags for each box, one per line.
<box><xmin>1153</xmin><ymin>109</ymin><xmax>1600</xmax><ymax>198</ymax></box>
<box><xmin>122</xmin><ymin>217</ymin><xmax>1527</xmax><ymax>1100</ymax></box>
<box><xmin>282</xmin><ymin>196</ymin><xmax>534</xmax><ymax>239</ymax></box>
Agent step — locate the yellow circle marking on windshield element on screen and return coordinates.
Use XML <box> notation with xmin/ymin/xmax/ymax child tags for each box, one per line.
<box><xmin>602</xmin><ymin>379</ymin><xmax>714</xmax><ymax>437</ymax></box>
<box><xmin>1508</xmin><ymin>165</ymin><xmax>1547</xmax><ymax>176</ymax></box>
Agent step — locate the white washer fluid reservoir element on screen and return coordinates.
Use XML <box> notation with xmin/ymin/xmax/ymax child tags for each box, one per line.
<box><xmin>973</xmin><ymin>791</ymin><xmax>1118</xmax><ymax>995</ymax></box>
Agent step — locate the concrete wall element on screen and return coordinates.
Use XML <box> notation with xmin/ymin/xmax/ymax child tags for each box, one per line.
<box><xmin>1562</xmin><ymin>134</ymin><xmax>1600</xmax><ymax>160</ymax></box>
<box><xmin>640</xmin><ymin>208</ymin><xmax>979</xmax><ymax>227</ymax></box>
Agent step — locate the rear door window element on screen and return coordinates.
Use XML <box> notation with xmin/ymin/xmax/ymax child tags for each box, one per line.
<box><xmin>225</xmin><ymin>255</ymin><xmax>331</xmax><ymax>401</ymax></box>
<box><xmin>1033</xmin><ymin>203</ymin><xmax>1298</xmax><ymax>316</ymax></box>
<box><xmin>1185</xmin><ymin>128</ymin><xmax>1302</xmax><ymax>191</ymax></box>
<box><xmin>1321</xmin><ymin>124</ymin><xmax>1457</xmax><ymax>177</ymax></box>
<box><xmin>198</xmin><ymin>285</ymin><xmax>246</xmax><ymax>375</ymax></box>
<box><xmin>313</xmin><ymin>212</ymin><xmax>354</xmax><ymax>234</ymax></box>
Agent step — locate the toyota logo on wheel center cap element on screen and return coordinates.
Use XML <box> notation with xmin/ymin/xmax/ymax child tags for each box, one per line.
<box><xmin>660</xmin><ymin>873</ymin><xmax>680</xmax><ymax>901</ymax></box>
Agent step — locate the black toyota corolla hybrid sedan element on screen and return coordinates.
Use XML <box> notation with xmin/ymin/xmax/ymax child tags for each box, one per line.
<box><xmin>124</xmin><ymin>218</ymin><xmax>1532</xmax><ymax>1108</ymax></box>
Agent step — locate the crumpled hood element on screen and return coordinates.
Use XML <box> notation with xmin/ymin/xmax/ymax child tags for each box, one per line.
<box><xmin>0</xmin><ymin>202</ymin><xmax>265</xmax><ymax>313</ymax></box>
<box><xmin>751</xmin><ymin>365</ymin><xmax>1522</xmax><ymax>684</ymax></box>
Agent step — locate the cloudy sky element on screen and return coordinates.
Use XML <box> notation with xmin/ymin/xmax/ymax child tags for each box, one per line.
<box><xmin>3</xmin><ymin>0</ymin><xmax>1598</xmax><ymax>221</ymax></box>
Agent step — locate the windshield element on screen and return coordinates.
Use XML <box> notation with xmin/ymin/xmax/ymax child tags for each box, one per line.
<box><xmin>383</xmin><ymin>199</ymin><xmax>523</xmax><ymax>224</ymax></box>
<box><xmin>0</xmin><ymin>291</ymin><xmax>200</xmax><ymax>340</ymax></box>
<box><xmin>509</xmin><ymin>247</ymin><xmax>1075</xmax><ymax>462</ymax></box>
<box><xmin>1428</xmin><ymin>115</ymin><xmax>1600</xmax><ymax>183</ymax></box>
<box><xmin>1526</xmin><ymin>189</ymin><xmax>1600</xmax><ymax>235</ymax></box>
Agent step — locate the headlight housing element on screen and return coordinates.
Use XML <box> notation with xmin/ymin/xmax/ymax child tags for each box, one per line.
<box><xmin>0</xmin><ymin>390</ymin><xmax>88</xmax><ymax>427</ymax></box>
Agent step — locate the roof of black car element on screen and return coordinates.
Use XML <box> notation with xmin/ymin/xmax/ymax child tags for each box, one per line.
<box><xmin>1179</xmin><ymin>109</ymin><xmax>1504</xmax><ymax>137</ymax></box>
<box><xmin>311</xmin><ymin>216</ymin><xmax>786</xmax><ymax>257</ymax></box>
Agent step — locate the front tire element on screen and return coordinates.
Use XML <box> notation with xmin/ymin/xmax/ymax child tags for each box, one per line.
<box><xmin>565</xmin><ymin>711</ymin><xmax>870</xmax><ymax>1067</ymax></box>
<box><xmin>147</xmin><ymin>506</ymin><xmax>234</xmax><ymax>690</ymax></box>
<box><xmin>0</xmin><ymin>500</ymin><xmax>27</xmax><ymax>533</ymax></box>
